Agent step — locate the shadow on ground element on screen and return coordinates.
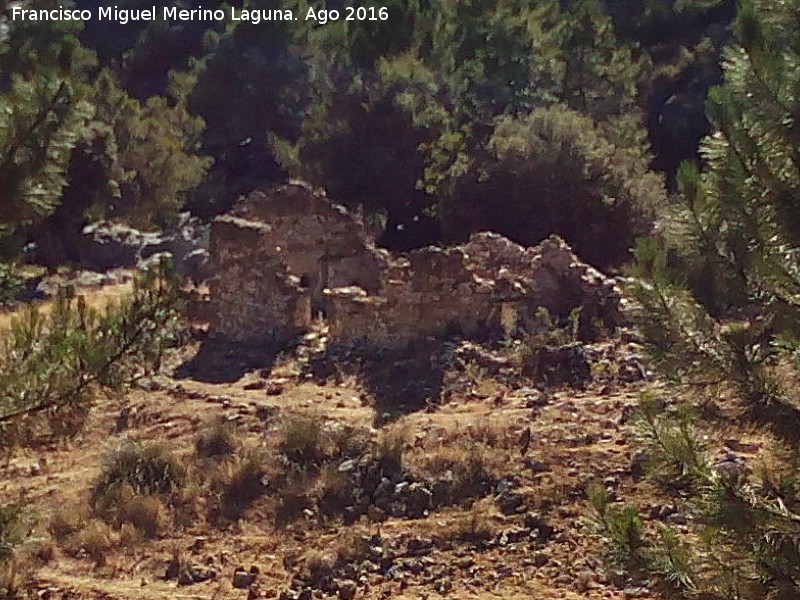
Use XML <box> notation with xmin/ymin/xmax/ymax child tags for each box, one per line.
<box><xmin>308</xmin><ymin>340</ymin><xmax>448</xmax><ymax>426</ymax></box>
<box><xmin>173</xmin><ymin>339</ymin><xmax>279</xmax><ymax>383</ymax></box>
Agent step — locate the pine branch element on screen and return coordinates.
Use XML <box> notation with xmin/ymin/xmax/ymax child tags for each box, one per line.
<box><xmin>0</xmin><ymin>311</ymin><xmax>151</xmax><ymax>424</ymax></box>
<box><xmin>0</xmin><ymin>271</ymin><xmax>180</xmax><ymax>429</ymax></box>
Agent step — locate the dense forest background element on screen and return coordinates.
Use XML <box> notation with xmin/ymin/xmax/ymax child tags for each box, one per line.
<box><xmin>0</xmin><ymin>0</ymin><xmax>737</xmax><ymax>270</ymax></box>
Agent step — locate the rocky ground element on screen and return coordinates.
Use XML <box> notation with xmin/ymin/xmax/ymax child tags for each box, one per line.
<box><xmin>0</xmin><ymin>282</ymin><xmax>676</xmax><ymax>600</ymax></box>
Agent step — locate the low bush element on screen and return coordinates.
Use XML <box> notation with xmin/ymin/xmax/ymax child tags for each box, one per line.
<box><xmin>195</xmin><ymin>417</ymin><xmax>237</xmax><ymax>459</ymax></box>
<box><xmin>71</xmin><ymin>520</ymin><xmax>114</xmax><ymax>567</ymax></box>
<box><xmin>441</xmin><ymin>105</ymin><xmax>665</xmax><ymax>269</ymax></box>
<box><xmin>49</xmin><ymin>506</ymin><xmax>88</xmax><ymax>544</ymax></box>
<box><xmin>586</xmin><ymin>485</ymin><xmax>648</xmax><ymax>572</ymax></box>
<box><xmin>0</xmin><ymin>262</ymin><xmax>184</xmax><ymax>449</ymax></box>
<box><xmin>0</xmin><ymin>262</ymin><xmax>23</xmax><ymax>308</ymax></box>
<box><xmin>412</xmin><ymin>441</ymin><xmax>498</xmax><ymax>508</ymax></box>
<box><xmin>211</xmin><ymin>449</ymin><xmax>270</xmax><ymax>521</ymax></box>
<box><xmin>92</xmin><ymin>443</ymin><xmax>185</xmax><ymax>502</ymax></box>
<box><xmin>314</xmin><ymin>463</ymin><xmax>352</xmax><ymax>521</ymax></box>
<box><xmin>280</xmin><ymin>412</ymin><xmax>328</xmax><ymax>467</ymax></box>
<box><xmin>91</xmin><ymin>443</ymin><xmax>184</xmax><ymax>538</ymax></box>
<box><xmin>633</xmin><ymin>394</ymin><xmax>708</xmax><ymax>489</ymax></box>
<box><xmin>115</xmin><ymin>494</ymin><xmax>164</xmax><ymax>539</ymax></box>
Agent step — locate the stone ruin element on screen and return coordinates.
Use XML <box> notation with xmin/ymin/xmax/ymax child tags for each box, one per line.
<box><xmin>207</xmin><ymin>182</ymin><xmax>629</xmax><ymax>349</ymax></box>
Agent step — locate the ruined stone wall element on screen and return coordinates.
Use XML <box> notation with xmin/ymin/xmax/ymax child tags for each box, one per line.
<box><xmin>208</xmin><ymin>215</ymin><xmax>311</xmax><ymax>344</ymax></box>
<box><xmin>326</xmin><ymin>247</ymin><xmax>500</xmax><ymax>348</ymax></box>
<box><xmin>464</xmin><ymin>232</ymin><xmax>624</xmax><ymax>333</ymax></box>
<box><xmin>230</xmin><ymin>182</ymin><xmax>386</xmax><ymax>310</ymax></box>
<box><xmin>207</xmin><ymin>182</ymin><xmax>629</xmax><ymax>349</ymax></box>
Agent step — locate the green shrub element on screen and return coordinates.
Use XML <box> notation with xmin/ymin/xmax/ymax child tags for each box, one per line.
<box><xmin>92</xmin><ymin>443</ymin><xmax>185</xmax><ymax>508</ymax></box>
<box><xmin>587</xmin><ymin>485</ymin><xmax>648</xmax><ymax>571</ymax></box>
<box><xmin>0</xmin><ymin>262</ymin><xmax>183</xmax><ymax>449</ymax></box>
<box><xmin>650</xmin><ymin>523</ymin><xmax>696</xmax><ymax>593</ymax></box>
<box><xmin>441</xmin><ymin>105</ymin><xmax>665</xmax><ymax>268</ymax></box>
<box><xmin>634</xmin><ymin>393</ymin><xmax>709</xmax><ymax>488</ymax></box>
<box><xmin>0</xmin><ymin>262</ymin><xmax>23</xmax><ymax>308</ymax></box>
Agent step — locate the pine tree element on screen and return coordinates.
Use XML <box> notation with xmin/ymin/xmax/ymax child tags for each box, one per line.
<box><xmin>0</xmin><ymin>75</ymin><xmax>94</xmax><ymax>234</ymax></box>
<box><xmin>628</xmin><ymin>2</ymin><xmax>800</xmax><ymax>595</ymax></box>
<box><xmin>632</xmin><ymin>0</ymin><xmax>800</xmax><ymax>434</ymax></box>
<box><xmin>0</xmin><ymin>2</ymin><xmax>96</xmax><ymax>236</ymax></box>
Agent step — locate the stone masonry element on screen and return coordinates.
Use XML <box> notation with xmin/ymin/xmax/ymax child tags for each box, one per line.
<box><xmin>208</xmin><ymin>214</ymin><xmax>311</xmax><ymax>344</ymax></box>
<box><xmin>207</xmin><ymin>182</ymin><xmax>627</xmax><ymax>348</ymax></box>
<box><xmin>228</xmin><ymin>183</ymin><xmax>386</xmax><ymax>310</ymax></box>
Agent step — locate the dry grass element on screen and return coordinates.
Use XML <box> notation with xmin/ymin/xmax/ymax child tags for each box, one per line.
<box><xmin>195</xmin><ymin>416</ymin><xmax>238</xmax><ymax>459</ymax></box>
<box><xmin>440</xmin><ymin>499</ymin><xmax>500</xmax><ymax>544</ymax></box>
<box><xmin>0</xmin><ymin>560</ymin><xmax>20</xmax><ymax>597</ymax></box>
<box><xmin>49</xmin><ymin>506</ymin><xmax>89</xmax><ymax>544</ymax></box>
<box><xmin>314</xmin><ymin>462</ymin><xmax>351</xmax><ymax>521</ymax></box>
<box><xmin>407</xmin><ymin>439</ymin><xmax>501</xmax><ymax>508</ymax></box>
<box><xmin>170</xmin><ymin>481</ymin><xmax>204</xmax><ymax>530</ymax></box>
<box><xmin>280</xmin><ymin>411</ymin><xmax>329</xmax><ymax>466</ymax></box>
<box><xmin>331</xmin><ymin>525</ymin><xmax>371</xmax><ymax>567</ymax></box>
<box><xmin>209</xmin><ymin>448</ymin><xmax>271</xmax><ymax>521</ymax></box>
<box><xmin>62</xmin><ymin>520</ymin><xmax>116</xmax><ymax>566</ymax></box>
<box><xmin>116</xmin><ymin>495</ymin><xmax>164</xmax><ymax>538</ymax></box>
<box><xmin>376</xmin><ymin>424</ymin><xmax>408</xmax><ymax>473</ymax></box>
<box><xmin>0</xmin><ymin>282</ymin><xmax>133</xmax><ymax>332</ymax></box>
<box><xmin>92</xmin><ymin>443</ymin><xmax>186</xmax><ymax>506</ymax></box>
<box><xmin>0</xmin><ymin>307</ymin><xmax>673</xmax><ymax>600</ymax></box>
<box><xmin>299</xmin><ymin>549</ymin><xmax>336</xmax><ymax>587</ymax></box>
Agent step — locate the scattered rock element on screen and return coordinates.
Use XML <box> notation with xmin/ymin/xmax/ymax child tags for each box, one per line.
<box><xmin>233</xmin><ymin>567</ymin><xmax>258</xmax><ymax>589</ymax></box>
<box><xmin>532</xmin><ymin>552</ymin><xmax>550</xmax><ymax>568</ymax></box>
<box><xmin>190</xmin><ymin>536</ymin><xmax>208</xmax><ymax>552</ymax></box>
<box><xmin>497</xmin><ymin>490</ymin><xmax>526</xmax><ymax>515</ymax></box>
<box><xmin>178</xmin><ymin>564</ymin><xmax>217</xmax><ymax>586</ymax></box>
<box><xmin>297</xmin><ymin>588</ymin><xmax>313</xmax><ymax>600</ymax></box>
<box><xmin>629</xmin><ymin>450</ymin><xmax>648</xmax><ymax>480</ymax></box>
<box><xmin>266</xmin><ymin>381</ymin><xmax>285</xmax><ymax>396</ymax></box>
<box><xmin>244</xmin><ymin>380</ymin><xmax>267</xmax><ymax>390</ymax></box>
<box><xmin>337</xmin><ymin>579</ymin><xmax>358</xmax><ymax>600</ymax></box>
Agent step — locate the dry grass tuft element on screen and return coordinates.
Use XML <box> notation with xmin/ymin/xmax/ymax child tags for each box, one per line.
<box><xmin>195</xmin><ymin>416</ymin><xmax>237</xmax><ymax>459</ymax></box>
<box><xmin>64</xmin><ymin>520</ymin><xmax>116</xmax><ymax>566</ymax></box>
<box><xmin>441</xmin><ymin>500</ymin><xmax>499</xmax><ymax>544</ymax></box>
<box><xmin>49</xmin><ymin>506</ymin><xmax>89</xmax><ymax>544</ymax></box>
<box><xmin>210</xmin><ymin>448</ymin><xmax>271</xmax><ymax>521</ymax></box>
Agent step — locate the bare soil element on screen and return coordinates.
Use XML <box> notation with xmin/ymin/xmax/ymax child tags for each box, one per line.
<box><xmin>0</xmin><ymin>284</ymin><xmax>669</xmax><ymax>600</ymax></box>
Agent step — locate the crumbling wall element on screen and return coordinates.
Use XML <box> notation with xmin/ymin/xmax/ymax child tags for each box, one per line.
<box><xmin>464</xmin><ymin>232</ymin><xmax>625</xmax><ymax>334</ymax></box>
<box><xmin>207</xmin><ymin>183</ymin><xmax>629</xmax><ymax>349</ymax></box>
<box><xmin>208</xmin><ymin>215</ymin><xmax>311</xmax><ymax>344</ymax></box>
<box><xmin>326</xmin><ymin>247</ymin><xmax>500</xmax><ymax>348</ymax></box>
<box><xmin>231</xmin><ymin>182</ymin><xmax>386</xmax><ymax>310</ymax></box>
